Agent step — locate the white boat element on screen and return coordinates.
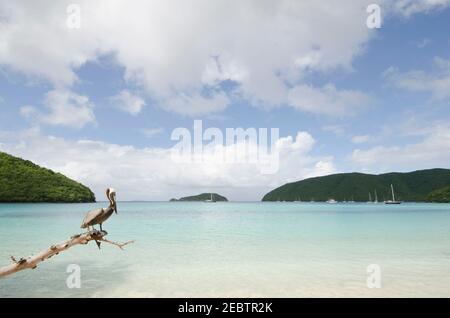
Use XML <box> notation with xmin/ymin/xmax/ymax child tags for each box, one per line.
<box><xmin>367</xmin><ymin>192</ymin><xmax>372</xmax><ymax>203</ymax></box>
<box><xmin>385</xmin><ymin>184</ymin><xmax>401</xmax><ymax>204</ymax></box>
<box><xmin>326</xmin><ymin>199</ymin><xmax>338</xmax><ymax>204</ymax></box>
<box><xmin>205</xmin><ymin>193</ymin><xmax>216</xmax><ymax>203</ymax></box>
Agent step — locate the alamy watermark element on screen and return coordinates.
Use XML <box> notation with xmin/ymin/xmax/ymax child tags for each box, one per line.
<box><xmin>366</xmin><ymin>264</ymin><xmax>381</xmax><ymax>288</ymax></box>
<box><xmin>66</xmin><ymin>264</ymin><xmax>81</xmax><ymax>289</ymax></box>
<box><xmin>367</xmin><ymin>4</ymin><xmax>382</xmax><ymax>29</ymax></box>
<box><xmin>170</xmin><ymin>120</ymin><xmax>280</xmax><ymax>174</ymax></box>
<box><xmin>66</xmin><ymin>4</ymin><xmax>81</xmax><ymax>29</ymax></box>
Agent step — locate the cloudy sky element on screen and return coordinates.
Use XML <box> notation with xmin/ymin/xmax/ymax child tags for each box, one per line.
<box><xmin>1</xmin><ymin>0</ymin><xmax>450</xmax><ymax>201</ymax></box>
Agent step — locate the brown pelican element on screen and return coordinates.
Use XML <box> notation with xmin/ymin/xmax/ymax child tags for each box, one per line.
<box><xmin>81</xmin><ymin>188</ymin><xmax>117</xmax><ymax>232</ymax></box>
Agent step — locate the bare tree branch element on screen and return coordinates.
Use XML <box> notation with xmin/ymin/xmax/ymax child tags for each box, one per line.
<box><xmin>0</xmin><ymin>230</ymin><xmax>134</xmax><ymax>278</ymax></box>
<box><xmin>100</xmin><ymin>238</ymin><xmax>135</xmax><ymax>250</ymax></box>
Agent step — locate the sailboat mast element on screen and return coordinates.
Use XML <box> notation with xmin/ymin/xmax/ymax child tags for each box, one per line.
<box><xmin>391</xmin><ymin>184</ymin><xmax>395</xmax><ymax>202</ymax></box>
<box><xmin>375</xmin><ymin>190</ymin><xmax>378</xmax><ymax>202</ymax></box>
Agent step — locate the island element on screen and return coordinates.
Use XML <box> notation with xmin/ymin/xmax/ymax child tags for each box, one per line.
<box><xmin>0</xmin><ymin>151</ymin><xmax>96</xmax><ymax>203</ymax></box>
<box><xmin>170</xmin><ymin>193</ymin><xmax>228</xmax><ymax>202</ymax></box>
<box><xmin>262</xmin><ymin>168</ymin><xmax>450</xmax><ymax>202</ymax></box>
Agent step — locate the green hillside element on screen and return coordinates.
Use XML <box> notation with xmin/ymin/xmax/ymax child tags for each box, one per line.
<box><xmin>0</xmin><ymin>152</ymin><xmax>95</xmax><ymax>203</ymax></box>
<box><xmin>172</xmin><ymin>193</ymin><xmax>228</xmax><ymax>202</ymax></box>
<box><xmin>427</xmin><ymin>186</ymin><xmax>450</xmax><ymax>203</ymax></box>
<box><xmin>262</xmin><ymin>169</ymin><xmax>450</xmax><ymax>202</ymax></box>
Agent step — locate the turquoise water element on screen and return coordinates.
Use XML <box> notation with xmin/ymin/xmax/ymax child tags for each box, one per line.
<box><xmin>1</xmin><ymin>202</ymin><xmax>450</xmax><ymax>297</ymax></box>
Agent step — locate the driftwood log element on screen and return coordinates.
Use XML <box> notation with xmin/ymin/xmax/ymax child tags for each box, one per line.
<box><xmin>0</xmin><ymin>230</ymin><xmax>134</xmax><ymax>278</ymax></box>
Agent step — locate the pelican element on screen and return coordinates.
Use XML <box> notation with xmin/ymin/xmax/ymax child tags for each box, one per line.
<box><xmin>81</xmin><ymin>188</ymin><xmax>117</xmax><ymax>232</ymax></box>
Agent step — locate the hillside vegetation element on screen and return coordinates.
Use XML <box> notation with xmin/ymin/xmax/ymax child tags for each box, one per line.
<box><xmin>262</xmin><ymin>169</ymin><xmax>450</xmax><ymax>202</ymax></box>
<box><xmin>427</xmin><ymin>186</ymin><xmax>450</xmax><ymax>203</ymax></box>
<box><xmin>0</xmin><ymin>152</ymin><xmax>95</xmax><ymax>203</ymax></box>
<box><xmin>171</xmin><ymin>193</ymin><xmax>228</xmax><ymax>202</ymax></box>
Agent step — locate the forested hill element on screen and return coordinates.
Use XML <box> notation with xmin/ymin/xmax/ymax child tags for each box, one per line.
<box><xmin>262</xmin><ymin>169</ymin><xmax>450</xmax><ymax>202</ymax></box>
<box><xmin>427</xmin><ymin>186</ymin><xmax>450</xmax><ymax>203</ymax></box>
<box><xmin>0</xmin><ymin>152</ymin><xmax>95</xmax><ymax>203</ymax></box>
<box><xmin>171</xmin><ymin>193</ymin><xmax>228</xmax><ymax>202</ymax></box>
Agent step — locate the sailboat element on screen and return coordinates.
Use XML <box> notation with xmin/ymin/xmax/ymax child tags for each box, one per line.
<box><xmin>205</xmin><ymin>193</ymin><xmax>216</xmax><ymax>203</ymax></box>
<box><xmin>367</xmin><ymin>192</ymin><xmax>372</xmax><ymax>203</ymax></box>
<box><xmin>385</xmin><ymin>184</ymin><xmax>401</xmax><ymax>204</ymax></box>
<box><xmin>374</xmin><ymin>190</ymin><xmax>378</xmax><ymax>204</ymax></box>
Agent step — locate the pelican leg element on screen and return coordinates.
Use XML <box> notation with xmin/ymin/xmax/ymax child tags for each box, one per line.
<box><xmin>100</xmin><ymin>223</ymin><xmax>103</xmax><ymax>231</ymax></box>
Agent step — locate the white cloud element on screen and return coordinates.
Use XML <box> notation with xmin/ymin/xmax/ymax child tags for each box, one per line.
<box><xmin>19</xmin><ymin>105</ymin><xmax>37</xmax><ymax>118</ymax></box>
<box><xmin>0</xmin><ymin>0</ymin><xmax>388</xmax><ymax>117</ymax></box>
<box><xmin>0</xmin><ymin>128</ymin><xmax>335</xmax><ymax>201</ymax></box>
<box><xmin>287</xmin><ymin>84</ymin><xmax>370</xmax><ymax>116</ymax></box>
<box><xmin>2</xmin><ymin>1</ymin><xmax>446</xmax><ymax>117</ymax></box>
<box><xmin>351</xmin><ymin>134</ymin><xmax>371</xmax><ymax>144</ymax></box>
<box><xmin>276</xmin><ymin>131</ymin><xmax>315</xmax><ymax>153</ymax></box>
<box><xmin>384</xmin><ymin>57</ymin><xmax>450</xmax><ymax>101</ymax></box>
<box><xmin>351</xmin><ymin>123</ymin><xmax>450</xmax><ymax>172</ymax></box>
<box><xmin>1</xmin><ymin>0</ymin><xmax>448</xmax><ymax>118</ymax></box>
<box><xmin>322</xmin><ymin>125</ymin><xmax>346</xmax><ymax>136</ymax></box>
<box><xmin>111</xmin><ymin>90</ymin><xmax>146</xmax><ymax>115</ymax></box>
<box><xmin>164</xmin><ymin>91</ymin><xmax>230</xmax><ymax>117</ymax></box>
<box><xmin>392</xmin><ymin>0</ymin><xmax>450</xmax><ymax>16</ymax></box>
<box><xmin>141</xmin><ymin>127</ymin><xmax>164</xmax><ymax>138</ymax></box>
<box><xmin>416</xmin><ymin>38</ymin><xmax>431</xmax><ymax>48</ymax></box>
<box><xmin>20</xmin><ymin>89</ymin><xmax>96</xmax><ymax>129</ymax></box>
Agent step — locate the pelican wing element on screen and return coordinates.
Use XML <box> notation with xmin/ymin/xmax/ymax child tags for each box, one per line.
<box><xmin>81</xmin><ymin>208</ymin><xmax>104</xmax><ymax>228</ymax></box>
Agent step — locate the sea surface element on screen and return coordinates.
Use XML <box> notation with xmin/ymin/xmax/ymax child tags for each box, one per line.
<box><xmin>1</xmin><ymin>202</ymin><xmax>450</xmax><ymax>297</ymax></box>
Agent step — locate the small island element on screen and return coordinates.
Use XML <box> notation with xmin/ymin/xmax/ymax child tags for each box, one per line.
<box><xmin>0</xmin><ymin>151</ymin><xmax>95</xmax><ymax>203</ymax></box>
<box><xmin>170</xmin><ymin>193</ymin><xmax>228</xmax><ymax>202</ymax></box>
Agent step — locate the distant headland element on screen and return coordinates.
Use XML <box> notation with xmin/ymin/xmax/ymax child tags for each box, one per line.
<box><xmin>262</xmin><ymin>169</ymin><xmax>450</xmax><ymax>203</ymax></box>
<box><xmin>0</xmin><ymin>152</ymin><xmax>95</xmax><ymax>203</ymax></box>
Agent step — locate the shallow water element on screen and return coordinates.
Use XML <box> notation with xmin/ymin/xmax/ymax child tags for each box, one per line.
<box><xmin>1</xmin><ymin>202</ymin><xmax>450</xmax><ymax>297</ymax></box>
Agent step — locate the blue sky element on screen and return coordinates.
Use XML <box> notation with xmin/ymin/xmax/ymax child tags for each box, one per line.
<box><xmin>1</xmin><ymin>1</ymin><xmax>450</xmax><ymax>200</ymax></box>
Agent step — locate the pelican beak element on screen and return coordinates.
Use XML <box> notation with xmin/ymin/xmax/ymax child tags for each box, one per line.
<box><xmin>114</xmin><ymin>202</ymin><xmax>118</xmax><ymax>214</ymax></box>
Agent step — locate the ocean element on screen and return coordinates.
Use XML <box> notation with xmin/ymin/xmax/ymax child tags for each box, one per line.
<box><xmin>1</xmin><ymin>202</ymin><xmax>450</xmax><ymax>297</ymax></box>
